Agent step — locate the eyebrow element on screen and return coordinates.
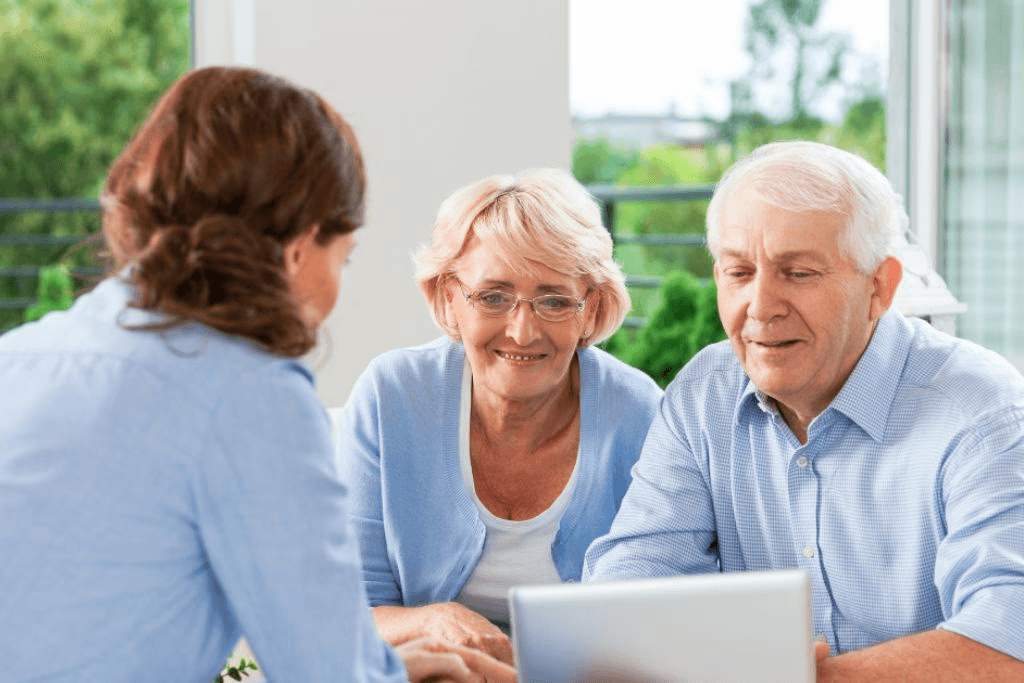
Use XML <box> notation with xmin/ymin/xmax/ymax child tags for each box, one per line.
<box><xmin>717</xmin><ymin>248</ymin><xmax>829</xmax><ymax>263</ymax></box>
<box><xmin>474</xmin><ymin>279</ymin><xmax>574</xmax><ymax>294</ymax></box>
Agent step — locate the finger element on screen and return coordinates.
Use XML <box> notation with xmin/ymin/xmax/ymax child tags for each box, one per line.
<box><xmin>476</xmin><ymin>633</ymin><xmax>515</xmax><ymax>667</ymax></box>
<box><xmin>403</xmin><ymin>636</ymin><xmax>463</xmax><ymax>653</ymax></box>
<box><xmin>401</xmin><ymin>637</ymin><xmax>518</xmax><ymax>683</ymax></box>
<box><xmin>455</xmin><ymin>645</ymin><xmax>519</xmax><ymax>683</ymax></box>
<box><xmin>403</xmin><ymin>651</ymin><xmax>482</xmax><ymax>683</ymax></box>
<box><xmin>814</xmin><ymin>640</ymin><xmax>831</xmax><ymax>663</ymax></box>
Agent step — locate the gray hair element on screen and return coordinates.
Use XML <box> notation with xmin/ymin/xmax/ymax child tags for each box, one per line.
<box><xmin>706</xmin><ymin>141</ymin><xmax>909</xmax><ymax>273</ymax></box>
<box><xmin>414</xmin><ymin>168</ymin><xmax>630</xmax><ymax>346</ymax></box>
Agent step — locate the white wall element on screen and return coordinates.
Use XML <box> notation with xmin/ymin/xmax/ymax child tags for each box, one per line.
<box><xmin>194</xmin><ymin>0</ymin><xmax>572</xmax><ymax>407</ymax></box>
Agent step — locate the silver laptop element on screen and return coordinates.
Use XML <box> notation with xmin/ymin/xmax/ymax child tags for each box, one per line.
<box><xmin>509</xmin><ymin>570</ymin><xmax>814</xmax><ymax>683</ymax></box>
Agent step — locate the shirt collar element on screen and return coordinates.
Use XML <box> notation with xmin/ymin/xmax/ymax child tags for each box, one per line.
<box><xmin>734</xmin><ymin>308</ymin><xmax>914</xmax><ymax>442</ymax></box>
<box><xmin>828</xmin><ymin>308</ymin><xmax>913</xmax><ymax>441</ymax></box>
<box><xmin>735</xmin><ymin>377</ymin><xmax>774</xmax><ymax>425</ymax></box>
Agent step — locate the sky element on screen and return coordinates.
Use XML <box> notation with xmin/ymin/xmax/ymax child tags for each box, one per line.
<box><xmin>570</xmin><ymin>0</ymin><xmax>890</xmax><ymax>121</ymax></box>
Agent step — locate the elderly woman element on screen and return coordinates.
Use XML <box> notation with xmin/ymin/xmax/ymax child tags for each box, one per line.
<box><xmin>338</xmin><ymin>168</ymin><xmax>663</xmax><ymax>664</ymax></box>
<box><xmin>0</xmin><ymin>67</ymin><xmax>512</xmax><ymax>683</ymax></box>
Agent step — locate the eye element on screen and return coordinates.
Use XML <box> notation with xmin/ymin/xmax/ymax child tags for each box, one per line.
<box><xmin>537</xmin><ymin>295</ymin><xmax>574</xmax><ymax>310</ymax></box>
<box><xmin>788</xmin><ymin>270</ymin><xmax>816</xmax><ymax>280</ymax></box>
<box><xmin>724</xmin><ymin>268</ymin><xmax>752</xmax><ymax>280</ymax></box>
<box><xmin>478</xmin><ymin>290</ymin><xmax>511</xmax><ymax>306</ymax></box>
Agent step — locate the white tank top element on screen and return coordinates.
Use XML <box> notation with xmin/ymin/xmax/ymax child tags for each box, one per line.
<box><xmin>454</xmin><ymin>359</ymin><xmax>579</xmax><ymax>625</ymax></box>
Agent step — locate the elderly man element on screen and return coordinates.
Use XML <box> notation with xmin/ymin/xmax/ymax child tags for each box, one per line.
<box><xmin>584</xmin><ymin>141</ymin><xmax>1024</xmax><ymax>681</ymax></box>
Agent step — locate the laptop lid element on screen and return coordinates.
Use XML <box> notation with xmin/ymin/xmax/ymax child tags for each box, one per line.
<box><xmin>509</xmin><ymin>570</ymin><xmax>814</xmax><ymax>683</ymax></box>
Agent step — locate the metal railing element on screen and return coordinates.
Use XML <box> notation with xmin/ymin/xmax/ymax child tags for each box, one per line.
<box><xmin>588</xmin><ymin>184</ymin><xmax>715</xmax><ymax>328</ymax></box>
<box><xmin>0</xmin><ymin>198</ymin><xmax>102</xmax><ymax>215</ymax></box>
<box><xmin>0</xmin><ymin>199</ymin><xmax>102</xmax><ymax>319</ymax></box>
<box><xmin>1</xmin><ymin>186</ymin><xmax>717</xmax><ymax>327</ymax></box>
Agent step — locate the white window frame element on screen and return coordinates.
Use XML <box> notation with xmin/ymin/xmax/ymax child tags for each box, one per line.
<box><xmin>888</xmin><ymin>0</ymin><xmax>946</xmax><ymax>262</ymax></box>
<box><xmin>887</xmin><ymin>0</ymin><xmax>966</xmax><ymax>335</ymax></box>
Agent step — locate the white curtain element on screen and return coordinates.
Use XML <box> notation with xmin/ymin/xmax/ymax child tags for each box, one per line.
<box><xmin>943</xmin><ymin>0</ymin><xmax>1024</xmax><ymax>369</ymax></box>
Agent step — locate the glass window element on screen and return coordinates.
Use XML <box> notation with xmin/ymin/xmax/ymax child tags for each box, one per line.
<box><xmin>0</xmin><ymin>0</ymin><xmax>191</xmax><ymax>331</ymax></box>
<box><xmin>942</xmin><ymin>0</ymin><xmax>1024</xmax><ymax>369</ymax></box>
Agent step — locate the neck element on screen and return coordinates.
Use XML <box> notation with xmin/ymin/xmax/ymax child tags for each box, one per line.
<box><xmin>775</xmin><ymin>401</ymin><xmax>813</xmax><ymax>444</ymax></box>
<box><xmin>774</xmin><ymin>317</ymin><xmax>883</xmax><ymax>444</ymax></box>
<box><xmin>471</xmin><ymin>358</ymin><xmax>580</xmax><ymax>454</ymax></box>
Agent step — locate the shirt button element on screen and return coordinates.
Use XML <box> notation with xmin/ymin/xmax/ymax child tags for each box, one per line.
<box><xmin>796</xmin><ymin>456</ymin><xmax>809</xmax><ymax>468</ymax></box>
<box><xmin>803</xmin><ymin>545</ymin><xmax>815</xmax><ymax>558</ymax></box>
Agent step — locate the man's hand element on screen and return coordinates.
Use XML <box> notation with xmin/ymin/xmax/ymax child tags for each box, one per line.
<box><xmin>814</xmin><ymin>640</ymin><xmax>830</xmax><ymax>666</ymax></box>
<box><xmin>814</xmin><ymin>630</ymin><xmax>1024</xmax><ymax>682</ymax></box>
<box><xmin>396</xmin><ymin>637</ymin><xmax>517</xmax><ymax>683</ymax></box>
<box><xmin>374</xmin><ymin>602</ymin><xmax>515</xmax><ymax>666</ymax></box>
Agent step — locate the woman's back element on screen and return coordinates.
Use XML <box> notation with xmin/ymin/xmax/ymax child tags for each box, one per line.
<box><xmin>0</xmin><ymin>277</ymin><xmax>377</xmax><ymax>681</ymax></box>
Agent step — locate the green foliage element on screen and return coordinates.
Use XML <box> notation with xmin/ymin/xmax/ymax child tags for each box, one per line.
<box><xmin>615</xmin><ymin>146</ymin><xmax>712</xmax><ymax>268</ymax></box>
<box><xmin>604</xmin><ymin>272</ymin><xmax>726</xmax><ymax>388</ymax></box>
<box><xmin>0</xmin><ymin>0</ymin><xmax>190</xmax><ymax>197</ymax></box>
<box><xmin>571</xmin><ymin>138</ymin><xmax>639</xmax><ymax>185</ymax></box>
<box><xmin>594</xmin><ymin>144</ymin><xmax>719</xmax><ymax>323</ymax></box>
<box><xmin>0</xmin><ymin>0</ymin><xmax>190</xmax><ymax>329</ymax></box>
<box><xmin>738</xmin><ymin>0</ymin><xmax>849</xmax><ymax>122</ymax></box>
<box><xmin>23</xmin><ymin>263</ymin><xmax>73</xmax><ymax>322</ymax></box>
<box><xmin>835</xmin><ymin>96</ymin><xmax>886</xmax><ymax>170</ymax></box>
<box><xmin>214</xmin><ymin>654</ymin><xmax>259</xmax><ymax>683</ymax></box>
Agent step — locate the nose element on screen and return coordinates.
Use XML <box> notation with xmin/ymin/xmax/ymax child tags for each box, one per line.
<box><xmin>746</xmin><ymin>272</ymin><xmax>787</xmax><ymax>322</ymax></box>
<box><xmin>506</xmin><ymin>299</ymin><xmax>542</xmax><ymax>345</ymax></box>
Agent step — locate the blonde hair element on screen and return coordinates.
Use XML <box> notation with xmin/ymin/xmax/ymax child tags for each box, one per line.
<box><xmin>706</xmin><ymin>141</ymin><xmax>908</xmax><ymax>274</ymax></box>
<box><xmin>415</xmin><ymin>168</ymin><xmax>629</xmax><ymax>346</ymax></box>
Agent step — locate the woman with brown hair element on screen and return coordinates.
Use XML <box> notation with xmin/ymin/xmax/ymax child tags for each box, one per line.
<box><xmin>0</xmin><ymin>67</ymin><xmax>513</xmax><ymax>683</ymax></box>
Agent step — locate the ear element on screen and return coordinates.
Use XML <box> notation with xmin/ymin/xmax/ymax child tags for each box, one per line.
<box><xmin>868</xmin><ymin>256</ymin><xmax>903</xmax><ymax>320</ymax></box>
<box><xmin>441</xmin><ymin>278</ymin><xmax>460</xmax><ymax>335</ymax></box>
<box><xmin>283</xmin><ymin>225</ymin><xmax>320</xmax><ymax>279</ymax></box>
<box><xmin>579</xmin><ymin>290</ymin><xmax>602</xmax><ymax>347</ymax></box>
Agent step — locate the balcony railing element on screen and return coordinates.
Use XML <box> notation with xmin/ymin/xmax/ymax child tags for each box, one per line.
<box><xmin>0</xmin><ymin>199</ymin><xmax>102</xmax><ymax>328</ymax></box>
<box><xmin>1</xmin><ymin>186</ymin><xmax>718</xmax><ymax>329</ymax></box>
<box><xmin>588</xmin><ymin>184</ymin><xmax>715</xmax><ymax>328</ymax></box>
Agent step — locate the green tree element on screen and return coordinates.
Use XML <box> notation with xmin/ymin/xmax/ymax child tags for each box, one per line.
<box><xmin>0</xmin><ymin>0</ymin><xmax>190</xmax><ymax>329</ymax></box>
<box><xmin>23</xmin><ymin>263</ymin><xmax>73</xmax><ymax>321</ymax></box>
<box><xmin>614</xmin><ymin>145</ymin><xmax>714</xmax><ymax>279</ymax></box>
<box><xmin>603</xmin><ymin>271</ymin><xmax>726</xmax><ymax>388</ymax></box>
<box><xmin>736</xmin><ymin>0</ymin><xmax>849</xmax><ymax>124</ymax></box>
<box><xmin>571</xmin><ymin>137</ymin><xmax>638</xmax><ymax>185</ymax></box>
<box><xmin>834</xmin><ymin>94</ymin><xmax>886</xmax><ymax>170</ymax></box>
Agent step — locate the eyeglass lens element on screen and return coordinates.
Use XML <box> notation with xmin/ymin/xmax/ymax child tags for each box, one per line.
<box><xmin>473</xmin><ymin>290</ymin><xmax>580</xmax><ymax>321</ymax></box>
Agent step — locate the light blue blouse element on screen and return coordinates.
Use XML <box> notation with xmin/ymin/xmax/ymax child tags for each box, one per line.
<box><xmin>337</xmin><ymin>337</ymin><xmax>663</xmax><ymax>608</ymax></box>
<box><xmin>0</xmin><ymin>277</ymin><xmax>407</xmax><ymax>683</ymax></box>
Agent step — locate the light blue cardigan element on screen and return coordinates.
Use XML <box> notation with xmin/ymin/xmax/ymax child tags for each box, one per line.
<box><xmin>338</xmin><ymin>337</ymin><xmax>663</xmax><ymax>607</ymax></box>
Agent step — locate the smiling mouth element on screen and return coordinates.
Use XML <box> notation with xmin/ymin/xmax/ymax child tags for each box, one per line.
<box><xmin>496</xmin><ymin>350</ymin><xmax>546</xmax><ymax>361</ymax></box>
<box><xmin>752</xmin><ymin>340</ymin><xmax>799</xmax><ymax>348</ymax></box>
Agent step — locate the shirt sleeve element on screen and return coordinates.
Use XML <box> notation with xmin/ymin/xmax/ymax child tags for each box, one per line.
<box><xmin>335</xmin><ymin>364</ymin><xmax>404</xmax><ymax>606</ymax></box>
<box><xmin>935</xmin><ymin>406</ymin><xmax>1024</xmax><ymax>661</ymax></box>
<box><xmin>583</xmin><ymin>391</ymin><xmax>720</xmax><ymax>581</ymax></box>
<box><xmin>194</xmin><ymin>362</ymin><xmax>408</xmax><ymax>683</ymax></box>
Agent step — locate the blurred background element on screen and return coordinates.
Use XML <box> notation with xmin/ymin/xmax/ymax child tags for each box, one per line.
<box><xmin>2</xmin><ymin>0</ymin><xmax>1021</xmax><ymax>399</ymax></box>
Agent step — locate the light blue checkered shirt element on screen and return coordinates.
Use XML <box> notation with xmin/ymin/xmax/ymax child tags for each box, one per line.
<box><xmin>584</xmin><ymin>310</ymin><xmax>1024</xmax><ymax>661</ymax></box>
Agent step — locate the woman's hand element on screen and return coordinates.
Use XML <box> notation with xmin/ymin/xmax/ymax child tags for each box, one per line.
<box><xmin>374</xmin><ymin>603</ymin><xmax>515</xmax><ymax>666</ymax></box>
<box><xmin>396</xmin><ymin>637</ymin><xmax>517</xmax><ymax>683</ymax></box>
